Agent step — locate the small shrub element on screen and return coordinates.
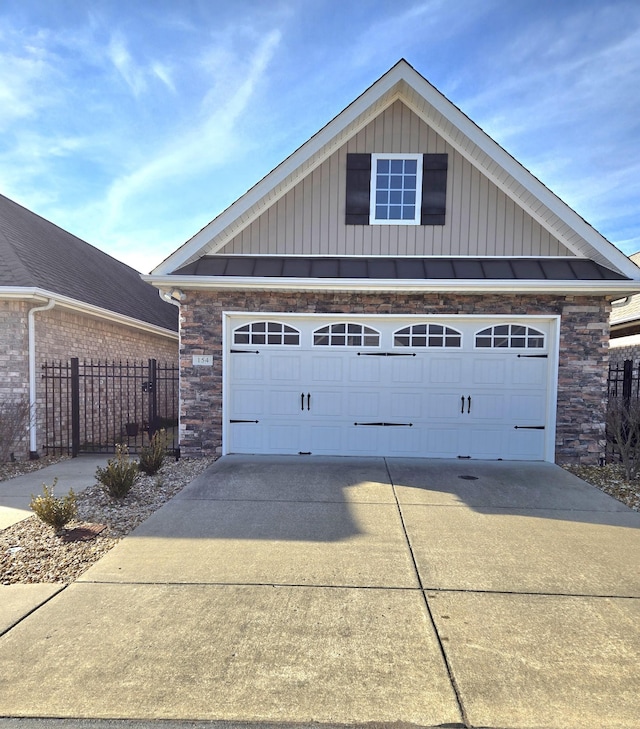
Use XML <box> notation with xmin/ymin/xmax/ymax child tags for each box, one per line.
<box><xmin>138</xmin><ymin>429</ymin><xmax>167</xmax><ymax>476</ymax></box>
<box><xmin>96</xmin><ymin>444</ymin><xmax>139</xmax><ymax>499</ymax></box>
<box><xmin>30</xmin><ymin>477</ymin><xmax>77</xmax><ymax>533</ymax></box>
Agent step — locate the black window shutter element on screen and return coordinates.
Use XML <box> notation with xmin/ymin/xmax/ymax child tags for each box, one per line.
<box><xmin>421</xmin><ymin>154</ymin><xmax>448</xmax><ymax>225</ymax></box>
<box><xmin>345</xmin><ymin>153</ymin><xmax>371</xmax><ymax>225</ymax></box>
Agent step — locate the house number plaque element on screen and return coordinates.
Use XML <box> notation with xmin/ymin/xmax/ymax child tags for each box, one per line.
<box><xmin>192</xmin><ymin>355</ymin><xmax>213</xmax><ymax>366</ymax></box>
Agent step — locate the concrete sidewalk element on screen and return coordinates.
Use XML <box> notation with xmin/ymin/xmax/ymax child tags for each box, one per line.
<box><xmin>0</xmin><ymin>455</ymin><xmax>109</xmax><ymax>530</ymax></box>
<box><xmin>0</xmin><ymin>456</ymin><xmax>639</xmax><ymax>728</ymax></box>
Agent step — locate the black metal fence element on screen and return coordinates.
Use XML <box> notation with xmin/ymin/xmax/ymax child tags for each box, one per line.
<box><xmin>42</xmin><ymin>358</ymin><xmax>179</xmax><ymax>457</ymax></box>
<box><xmin>606</xmin><ymin>359</ymin><xmax>640</xmax><ymax>462</ymax></box>
<box><xmin>608</xmin><ymin>360</ymin><xmax>640</xmax><ymax>403</ymax></box>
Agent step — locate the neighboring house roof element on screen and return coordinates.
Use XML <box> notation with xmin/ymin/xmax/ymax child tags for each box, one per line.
<box><xmin>0</xmin><ymin>193</ymin><xmax>177</xmax><ymax>332</ymax></box>
<box><xmin>149</xmin><ymin>59</ymin><xmax>640</xmax><ymax>292</ymax></box>
<box><xmin>611</xmin><ymin>252</ymin><xmax>640</xmax><ymax>335</ymax></box>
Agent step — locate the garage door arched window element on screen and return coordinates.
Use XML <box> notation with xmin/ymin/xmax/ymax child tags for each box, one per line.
<box><xmin>233</xmin><ymin>321</ymin><xmax>300</xmax><ymax>346</ymax></box>
<box><xmin>313</xmin><ymin>323</ymin><xmax>380</xmax><ymax>347</ymax></box>
<box><xmin>475</xmin><ymin>324</ymin><xmax>545</xmax><ymax>349</ymax></box>
<box><xmin>394</xmin><ymin>323</ymin><xmax>462</xmax><ymax>348</ymax></box>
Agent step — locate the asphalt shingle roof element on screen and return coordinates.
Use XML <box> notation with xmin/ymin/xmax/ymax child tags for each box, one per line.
<box><xmin>0</xmin><ymin>194</ymin><xmax>177</xmax><ymax>332</ymax></box>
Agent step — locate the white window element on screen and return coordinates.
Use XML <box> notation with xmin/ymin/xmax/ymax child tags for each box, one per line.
<box><xmin>233</xmin><ymin>321</ymin><xmax>300</xmax><ymax>346</ymax></box>
<box><xmin>313</xmin><ymin>323</ymin><xmax>380</xmax><ymax>347</ymax></box>
<box><xmin>475</xmin><ymin>324</ymin><xmax>545</xmax><ymax>349</ymax></box>
<box><xmin>370</xmin><ymin>153</ymin><xmax>422</xmax><ymax>225</ymax></box>
<box><xmin>394</xmin><ymin>323</ymin><xmax>462</xmax><ymax>348</ymax></box>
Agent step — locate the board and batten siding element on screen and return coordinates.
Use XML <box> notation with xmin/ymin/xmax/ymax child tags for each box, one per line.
<box><xmin>219</xmin><ymin>100</ymin><xmax>572</xmax><ymax>258</ymax></box>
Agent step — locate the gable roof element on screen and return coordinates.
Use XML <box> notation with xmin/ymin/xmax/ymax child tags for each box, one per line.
<box><xmin>149</xmin><ymin>59</ymin><xmax>639</xmax><ymax>289</ymax></box>
<box><xmin>0</xmin><ymin>193</ymin><xmax>178</xmax><ymax>333</ymax></box>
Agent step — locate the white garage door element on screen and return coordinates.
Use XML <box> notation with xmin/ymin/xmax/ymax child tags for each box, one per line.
<box><xmin>225</xmin><ymin>316</ymin><xmax>556</xmax><ymax>460</ymax></box>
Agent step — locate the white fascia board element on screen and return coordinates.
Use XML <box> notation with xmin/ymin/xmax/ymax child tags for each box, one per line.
<box><xmin>0</xmin><ymin>287</ymin><xmax>178</xmax><ymax>339</ymax></box>
<box><xmin>143</xmin><ymin>275</ymin><xmax>640</xmax><ymax>297</ymax></box>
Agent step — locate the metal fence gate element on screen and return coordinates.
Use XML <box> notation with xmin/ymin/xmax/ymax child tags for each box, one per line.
<box><xmin>42</xmin><ymin>358</ymin><xmax>179</xmax><ymax>457</ymax></box>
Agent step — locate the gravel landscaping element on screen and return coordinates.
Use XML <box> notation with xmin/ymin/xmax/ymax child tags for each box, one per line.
<box><xmin>0</xmin><ymin>456</ymin><xmax>638</xmax><ymax>586</ymax></box>
<box><xmin>1</xmin><ymin>456</ymin><xmax>215</xmax><ymax>585</ymax></box>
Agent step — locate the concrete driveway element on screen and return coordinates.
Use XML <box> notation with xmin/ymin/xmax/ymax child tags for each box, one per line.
<box><xmin>0</xmin><ymin>456</ymin><xmax>638</xmax><ymax>728</ymax></box>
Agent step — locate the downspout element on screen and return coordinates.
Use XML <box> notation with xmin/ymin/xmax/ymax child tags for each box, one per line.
<box><xmin>28</xmin><ymin>298</ymin><xmax>56</xmax><ymax>457</ymax></box>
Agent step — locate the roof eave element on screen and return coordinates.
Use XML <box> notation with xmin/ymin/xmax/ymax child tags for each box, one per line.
<box><xmin>0</xmin><ymin>287</ymin><xmax>178</xmax><ymax>339</ymax></box>
<box><xmin>143</xmin><ymin>275</ymin><xmax>640</xmax><ymax>297</ymax></box>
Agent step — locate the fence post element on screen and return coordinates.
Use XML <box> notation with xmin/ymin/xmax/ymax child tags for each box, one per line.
<box><xmin>71</xmin><ymin>358</ymin><xmax>80</xmax><ymax>458</ymax></box>
<box><xmin>148</xmin><ymin>358</ymin><xmax>158</xmax><ymax>439</ymax></box>
<box><xmin>623</xmin><ymin>360</ymin><xmax>633</xmax><ymax>407</ymax></box>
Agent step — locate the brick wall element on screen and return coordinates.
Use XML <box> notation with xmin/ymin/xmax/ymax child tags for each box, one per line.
<box><xmin>0</xmin><ymin>300</ymin><xmax>29</xmax><ymax>401</ymax></box>
<box><xmin>0</xmin><ymin>300</ymin><xmax>178</xmax><ymax>458</ymax></box>
<box><xmin>609</xmin><ymin>337</ymin><xmax>640</xmax><ymax>365</ymax></box>
<box><xmin>178</xmin><ymin>290</ymin><xmax>610</xmax><ymax>465</ymax></box>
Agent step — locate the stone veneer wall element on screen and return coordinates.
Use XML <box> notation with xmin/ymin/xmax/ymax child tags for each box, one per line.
<box><xmin>179</xmin><ymin>290</ymin><xmax>611</xmax><ymax>465</ymax></box>
<box><xmin>0</xmin><ymin>300</ymin><xmax>178</xmax><ymax>458</ymax></box>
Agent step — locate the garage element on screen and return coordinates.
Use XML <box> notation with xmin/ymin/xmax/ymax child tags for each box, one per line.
<box><xmin>225</xmin><ymin>314</ymin><xmax>557</xmax><ymax>460</ymax></box>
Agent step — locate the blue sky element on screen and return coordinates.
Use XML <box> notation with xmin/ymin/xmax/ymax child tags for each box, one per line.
<box><xmin>0</xmin><ymin>0</ymin><xmax>638</xmax><ymax>273</ymax></box>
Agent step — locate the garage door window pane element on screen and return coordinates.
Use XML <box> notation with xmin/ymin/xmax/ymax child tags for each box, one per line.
<box><xmin>394</xmin><ymin>324</ymin><xmax>462</xmax><ymax>347</ymax></box>
<box><xmin>313</xmin><ymin>323</ymin><xmax>380</xmax><ymax>347</ymax></box>
<box><xmin>234</xmin><ymin>322</ymin><xmax>300</xmax><ymax>346</ymax></box>
<box><xmin>475</xmin><ymin>324</ymin><xmax>545</xmax><ymax>349</ymax></box>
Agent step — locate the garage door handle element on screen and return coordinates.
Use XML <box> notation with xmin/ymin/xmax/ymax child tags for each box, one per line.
<box><xmin>461</xmin><ymin>396</ymin><xmax>465</xmax><ymax>414</ymax></box>
<box><xmin>301</xmin><ymin>392</ymin><xmax>305</xmax><ymax>411</ymax></box>
<box><xmin>307</xmin><ymin>393</ymin><xmax>311</xmax><ymax>411</ymax></box>
<box><xmin>468</xmin><ymin>396</ymin><xmax>471</xmax><ymax>414</ymax></box>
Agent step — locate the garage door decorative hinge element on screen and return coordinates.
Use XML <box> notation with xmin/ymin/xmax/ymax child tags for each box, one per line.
<box><xmin>354</xmin><ymin>422</ymin><xmax>413</xmax><ymax>427</ymax></box>
<box><xmin>229</xmin><ymin>419</ymin><xmax>259</xmax><ymax>423</ymax></box>
<box><xmin>514</xmin><ymin>425</ymin><xmax>545</xmax><ymax>429</ymax></box>
<box><xmin>357</xmin><ymin>352</ymin><xmax>417</xmax><ymax>357</ymax></box>
<box><xmin>517</xmin><ymin>354</ymin><xmax>548</xmax><ymax>358</ymax></box>
<box><xmin>230</xmin><ymin>349</ymin><xmax>260</xmax><ymax>354</ymax></box>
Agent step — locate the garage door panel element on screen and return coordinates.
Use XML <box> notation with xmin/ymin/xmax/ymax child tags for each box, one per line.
<box><xmin>469</xmin><ymin>428</ymin><xmax>504</xmax><ymax>458</ymax></box>
<box><xmin>268</xmin><ymin>425</ymin><xmax>303</xmax><ymax>451</ymax></box>
<box><xmin>309</xmin><ymin>425</ymin><xmax>343</xmax><ymax>453</ymax></box>
<box><xmin>390</xmin><ymin>358</ymin><xmax>423</xmax><ymax>383</ymax></box>
<box><xmin>386</xmin><ymin>427</ymin><xmax>422</xmax><ymax>455</ymax></box>
<box><xmin>425</xmin><ymin>426</ymin><xmax>463</xmax><ymax>458</ymax></box>
<box><xmin>268</xmin><ymin>390</ymin><xmax>302</xmax><ymax>416</ymax></box>
<box><xmin>312</xmin><ymin>391</ymin><xmax>343</xmax><ymax>417</ymax></box>
<box><xmin>229</xmin><ymin>422</ymin><xmax>263</xmax><ymax>452</ymax></box>
<box><xmin>348</xmin><ymin>391</ymin><xmax>382</xmax><ymax>418</ymax></box>
<box><xmin>349</xmin><ymin>357</ymin><xmax>381</xmax><ymax>382</ymax></box>
<box><xmin>469</xmin><ymin>394</ymin><xmax>505</xmax><ymax>421</ymax></box>
<box><xmin>311</xmin><ymin>356</ymin><xmax>344</xmax><ymax>382</ymax></box>
<box><xmin>426</xmin><ymin>392</ymin><xmax>464</xmax><ymax>421</ymax></box>
<box><xmin>510</xmin><ymin>392</ymin><xmax>546</xmax><ymax>423</ymax></box>
<box><xmin>471</xmin><ymin>358</ymin><xmax>506</xmax><ymax>385</ymax></box>
<box><xmin>512</xmin><ymin>357</ymin><xmax>547</xmax><ymax>385</ymax></box>
<box><xmin>507</xmin><ymin>428</ymin><xmax>546</xmax><ymax>459</ymax></box>
<box><xmin>231</xmin><ymin>355</ymin><xmax>264</xmax><ymax>381</ymax></box>
<box><xmin>269</xmin><ymin>355</ymin><xmax>302</xmax><ymax>381</ymax></box>
<box><xmin>231</xmin><ymin>388</ymin><xmax>265</xmax><ymax>416</ymax></box>
<box><xmin>428</xmin><ymin>357</ymin><xmax>463</xmax><ymax>384</ymax></box>
<box><xmin>390</xmin><ymin>392</ymin><xmax>424</xmax><ymax>418</ymax></box>
<box><xmin>347</xmin><ymin>427</ymin><xmax>380</xmax><ymax>454</ymax></box>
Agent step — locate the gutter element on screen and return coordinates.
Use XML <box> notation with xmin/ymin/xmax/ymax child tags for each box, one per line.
<box><xmin>142</xmin><ymin>275</ymin><xmax>640</xmax><ymax>297</ymax></box>
<box><xmin>28</xmin><ymin>298</ymin><xmax>56</xmax><ymax>457</ymax></box>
